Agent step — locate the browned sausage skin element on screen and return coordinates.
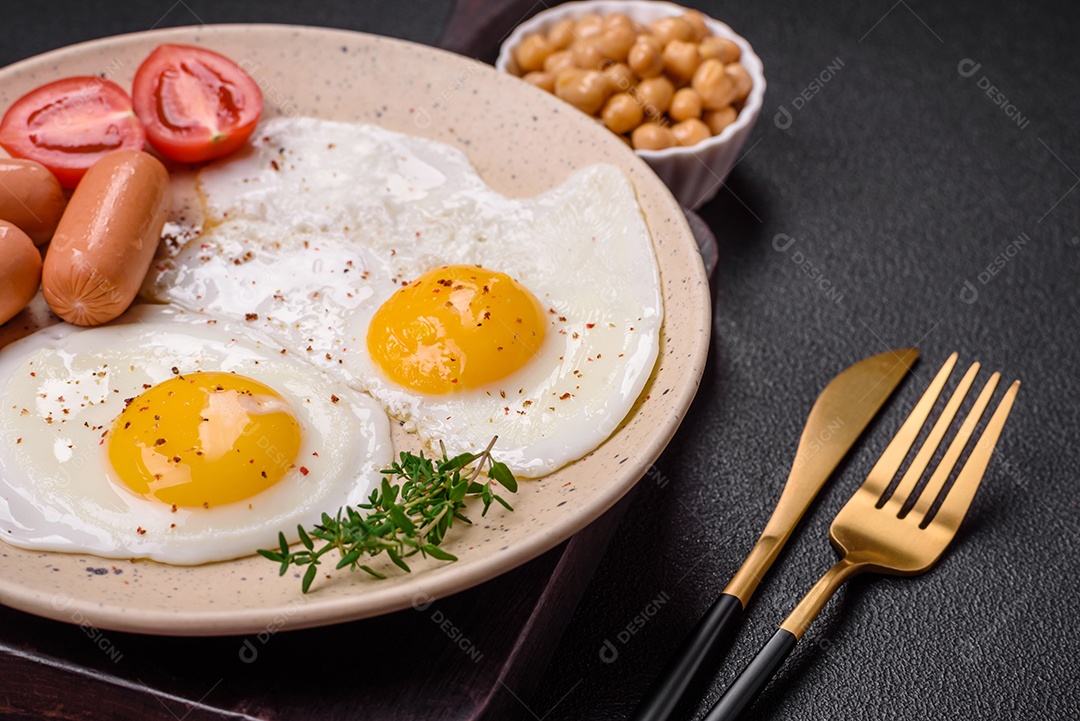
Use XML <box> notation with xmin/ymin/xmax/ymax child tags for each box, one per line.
<box><xmin>0</xmin><ymin>158</ymin><xmax>66</xmax><ymax>245</ymax></box>
<box><xmin>0</xmin><ymin>221</ymin><xmax>43</xmax><ymax>325</ymax></box>
<box><xmin>42</xmin><ymin>150</ymin><xmax>169</xmax><ymax>327</ymax></box>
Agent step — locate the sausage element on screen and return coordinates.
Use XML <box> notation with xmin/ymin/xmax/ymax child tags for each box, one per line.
<box><xmin>0</xmin><ymin>221</ymin><xmax>43</xmax><ymax>325</ymax></box>
<box><xmin>0</xmin><ymin>158</ymin><xmax>66</xmax><ymax>245</ymax></box>
<box><xmin>42</xmin><ymin>150</ymin><xmax>169</xmax><ymax>327</ymax></box>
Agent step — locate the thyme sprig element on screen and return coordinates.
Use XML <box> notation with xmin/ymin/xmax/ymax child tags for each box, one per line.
<box><xmin>259</xmin><ymin>436</ymin><xmax>517</xmax><ymax>593</ymax></box>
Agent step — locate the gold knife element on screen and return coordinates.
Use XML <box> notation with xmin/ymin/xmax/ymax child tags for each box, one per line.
<box><xmin>630</xmin><ymin>348</ymin><xmax>920</xmax><ymax>721</ymax></box>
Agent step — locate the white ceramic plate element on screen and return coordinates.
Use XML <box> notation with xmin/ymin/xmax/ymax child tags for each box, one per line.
<box><xmin>0</xmin><ymin>24</ymin><xmax>710</xmax><ymax>636</ymax></box>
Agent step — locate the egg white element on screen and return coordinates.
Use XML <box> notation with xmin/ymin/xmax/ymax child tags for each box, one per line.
<box><xmin>0</xmin><ymin>305</ymin><xmax>391</xmax><ymax>565</ymax></box>
<box><xmin>147</xmin><ymin>117</ymin><xmax>663</xmax><ymax>477</ymax></box>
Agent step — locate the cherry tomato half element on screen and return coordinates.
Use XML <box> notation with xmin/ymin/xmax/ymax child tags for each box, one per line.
<box><xmin>133</xmin><ymin>44</ymin><xmax>263</xmax><ymax>164</ymax></box>
<box><xmin>0</xmin><ymin>77</ymin><xmax>145</xmax><ymax>189</ymax></box>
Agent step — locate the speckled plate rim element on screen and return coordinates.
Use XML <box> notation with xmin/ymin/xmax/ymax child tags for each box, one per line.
<box><xmin>0</xmin><ymin>24</ymin><xmax>711</xmax><ymax>636</ymax></box>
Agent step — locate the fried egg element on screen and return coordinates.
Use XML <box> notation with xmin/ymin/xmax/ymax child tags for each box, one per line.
<box><xmin>147</xmin><ymin>117</ymin><xmax>663</xmax><ymax>477</ymax></box>
<box><xmin>0</xmin><ymin>305</ymin><xmax>391</xmax><ymax>564</ymax></box>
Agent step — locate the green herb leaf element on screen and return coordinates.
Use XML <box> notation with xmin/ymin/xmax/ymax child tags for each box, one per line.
<box><xmin>260</xmin><ymin>436</ymin><xmax>517</xmax><ymax>592</ymax></box>
<box><xmin>488</xmin><ymin>461</ymin><xmax>517</xmax><ymax>492</ymax></box>
<box><xmin>389</xmin><ymin>504</ymin><xmax>416</xmax><ymax>534</ymax></box>
<box><xmin>359</xmin><ymin>565</ymin><xmax>387</xmax><ymax>579</ymax></box>
<box><xmin>450</xmin><ymin>479</ymin><xmax>470</xmax><ymax>503</ymax></box>
<box><xmin>381</xmin><ymin>477</ymin><xmax>395</xmax><ymax>504</ymax></box>
<box><xmin>441</xmin><ymin>452</ymin><xmax>477</xmax><ymax>471</ymax></box>
<box><xmin>387</xmin><ymin>547</ymin><xmax>411</xmax><ymax>573</ymax></box>
<box><xmin>338</xmin><ymin>548</ymin><xmax>363</xmax><ymax>569</ymax></box>
<box><xmin>302</xmin><ymin>564</ymin><xmax>318</xmax><ymax>593</ymax></box>
<box><xmin>297</xmin><ymin>524</ymin><xmax>314</xmax><ymax>551</ymax></box>
<box><xmin>422</xmin><ymin>544</ymin><xmax>458</xmax><ymax>561</ymax></box>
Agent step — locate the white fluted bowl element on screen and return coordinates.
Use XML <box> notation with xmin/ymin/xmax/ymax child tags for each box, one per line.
<box><xmin>496</xmin><ymin>0</ymin><xmax>766</xmax><ymax>209</ymax></box>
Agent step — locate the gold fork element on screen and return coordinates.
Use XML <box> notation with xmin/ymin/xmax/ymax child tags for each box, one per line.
<box><xmin>702</xmin><ymin>353</ymin><xmax>1020</xmax><ymax>721</ymax></box>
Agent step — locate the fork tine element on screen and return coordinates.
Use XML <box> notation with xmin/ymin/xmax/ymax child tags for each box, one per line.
<box><xmin>883</xmin><ymin>361</ymin><xmax>980</xmax><ymax>512</ymax></box>
<box><xmin>909</xmin><ymin>372</ymin><xmax>1000</xmax><ymax>521</ymax></box>
<box><xmin>860</xmin><ymin>352</ymin><xmax>958</xmax><ymax>500</ymax></box>
<box><xmin>925</xmin><ymin>380</ymin><xmax>1020</xmax><ymax>533</ymax></box>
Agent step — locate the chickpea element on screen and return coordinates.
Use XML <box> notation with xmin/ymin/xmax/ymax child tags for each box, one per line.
<box><xmin>544</xmin><ymin>49</ymin><xmax>575</xmax><ymax>75</ymax></box>
<box><xmin>672</xmin><ymin>118</ymin><xmax>712</xmax><ymax>146</ymax></box>
<box><xmin>603</xmin><ymin>13</ymin><xmax>634</xmax><ymax>32</ymax></box>
<box><xmin>662</xmin><ymin>39</ymin><xmax>700</xmax><ymax>86</ymax></box>
<box><xmin>571</xmin><ymin>39</ymin><xmax>606</xmax><ymax>70</ymax></box>
<box><xmin>601</xmin><ymin>62</ymin><xmax>637</xmax><ymax>92</ymax></box>
<box><xmin>508</xmin><ymin>11</ymin><xmax>753</xmax><ymax>151</ymax></box>
<box><xmin>670</xmin><ymin>87</ymin><xmax>703</xmax><ymax>121</ymax></box>
<box><xmin>699</xmin><ymin>36</ymin><xmax>740</xmax><ymax>64</ymax></box>
<box><xmin>692</xmin><ymin>58</ymin><xmax>734</xmax><ymax>109</ymax></box>
<box><xmin>555</xmin><ymin>68</ymin><xmax>613</xmax><ymax>115</ymax></box>
<box><xmin>601</xmin><ymin>92</ymin><xmax>645</xmax><ymax>134</ymax></box>
<box><xmin>596</xmin><ymin>26</ymin><xmax>637</xmax><ymax>62</ymax></box>
<box><xmin>515</xmin><ymin>33</ymin><xmax>554</xmax><ymax>74</ymax></box>
<box><xmin>725</xmin><ymin>63</ymin><xmax>753</xmax><ymax>103</ymax></box>
<box><xmin>703</xmin><ymin>106</ymin><xmax>738</xmax><ymax>134</ymax></box>
<box><xmin>522</xmin><ymin>71</ymin><xmax>555</xmax><ymax>93</ymax></box>
<box><xmin>635</xmin><ymin>75</ymin><xmax>675</xmax><ymax>117</ymax></box>
<box><xmin>574</xmin><ymin>13</ymin><xmax>604</xmax><ymax>39</ymax></box>
<box><xmin>697</xmin><ymin>36</ymin><xmax>720</xmax><ymax>62</ymax></box>
<box><xmin>628</xmin><ymin>36</ymin><xmax>664</xmax><ymax>78</ymax></box>
<box><xmin>682</xmin><ymin>10</ymin><xmax>710</xmax><ymax>41</ymax></box>
<box><xmin>649</xmin><ymin>16</ymin><xmax>696</xmax><ymax>46</ymax></box>
<box><xmin>631</xmin><ymin>122</ymin><xmax>677</xmax><ymax>151</ymax></box>
<box><xmin>719</xmin><ymin>38</ymin><xmax>742</xmax><ymax>63</ymax></box>
<box><xmin>547</xmin><ymin>19</ymin><xmax>575</xmax><ymax>50</ymax></box>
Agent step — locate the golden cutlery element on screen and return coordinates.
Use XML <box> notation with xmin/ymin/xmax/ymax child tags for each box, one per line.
<box><xmin>630</xmin><ymin>348</ymin><xmax>919</xmax><ymax>721</ymax></box>
<box><xmin>703</xmin><ymin>352</ymin><xmax>1020</xmax><ymax>720</ymax></box>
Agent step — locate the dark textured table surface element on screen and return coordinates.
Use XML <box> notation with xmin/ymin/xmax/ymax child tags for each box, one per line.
<box><xmin>3</xmin><ymin>1</ymin><xmax>1078</xmax><ymax>720</ymax></box>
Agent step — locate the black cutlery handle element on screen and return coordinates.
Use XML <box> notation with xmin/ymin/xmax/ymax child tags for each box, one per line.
<box><xmin>701</xmin><ymin>629</ymin><xmax>798</xmax><ymax>721</ymax></box>
<box><xmin>629</xmin><ymin>592</ymin><xmax>743</xmax><ymax>721</ymax></box>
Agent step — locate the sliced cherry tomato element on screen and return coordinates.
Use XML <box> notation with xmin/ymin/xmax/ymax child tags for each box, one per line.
<box><xmin>0</xmin><ymin>77</ymin><xmax>145</xmax><ymax>189</ymax></box>
<box><xmin>133</xmin><ymin>44</ymin><xmax>263</xmax><ymax>164</ymax></box>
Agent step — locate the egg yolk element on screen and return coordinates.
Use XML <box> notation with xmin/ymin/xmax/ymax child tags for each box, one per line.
<box><xmin>367</xmin><ymin>265</ymin><xmax>546</xmax><ymax>394</ymax></box>
<box><xmin>107</xmin><ymin>372</ymin><xmax>302</xmax><ymax>507</ymax></box>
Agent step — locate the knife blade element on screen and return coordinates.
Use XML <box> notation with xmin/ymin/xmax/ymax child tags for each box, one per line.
<box><xmin>629</xmin><ymin>347</ymin><xmax>919</xmax><ymax>721</ymax></box>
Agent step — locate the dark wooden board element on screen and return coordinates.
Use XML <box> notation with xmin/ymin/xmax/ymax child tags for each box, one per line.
<box><xmin>0</xmin><ymin>493</ymin><xmax>631</xmax><ymax>721</ymax></box>
<box><xmin>437</xmin><ymin>0</ymin><xmax>546</xmax><ymax>62</ymax></box>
